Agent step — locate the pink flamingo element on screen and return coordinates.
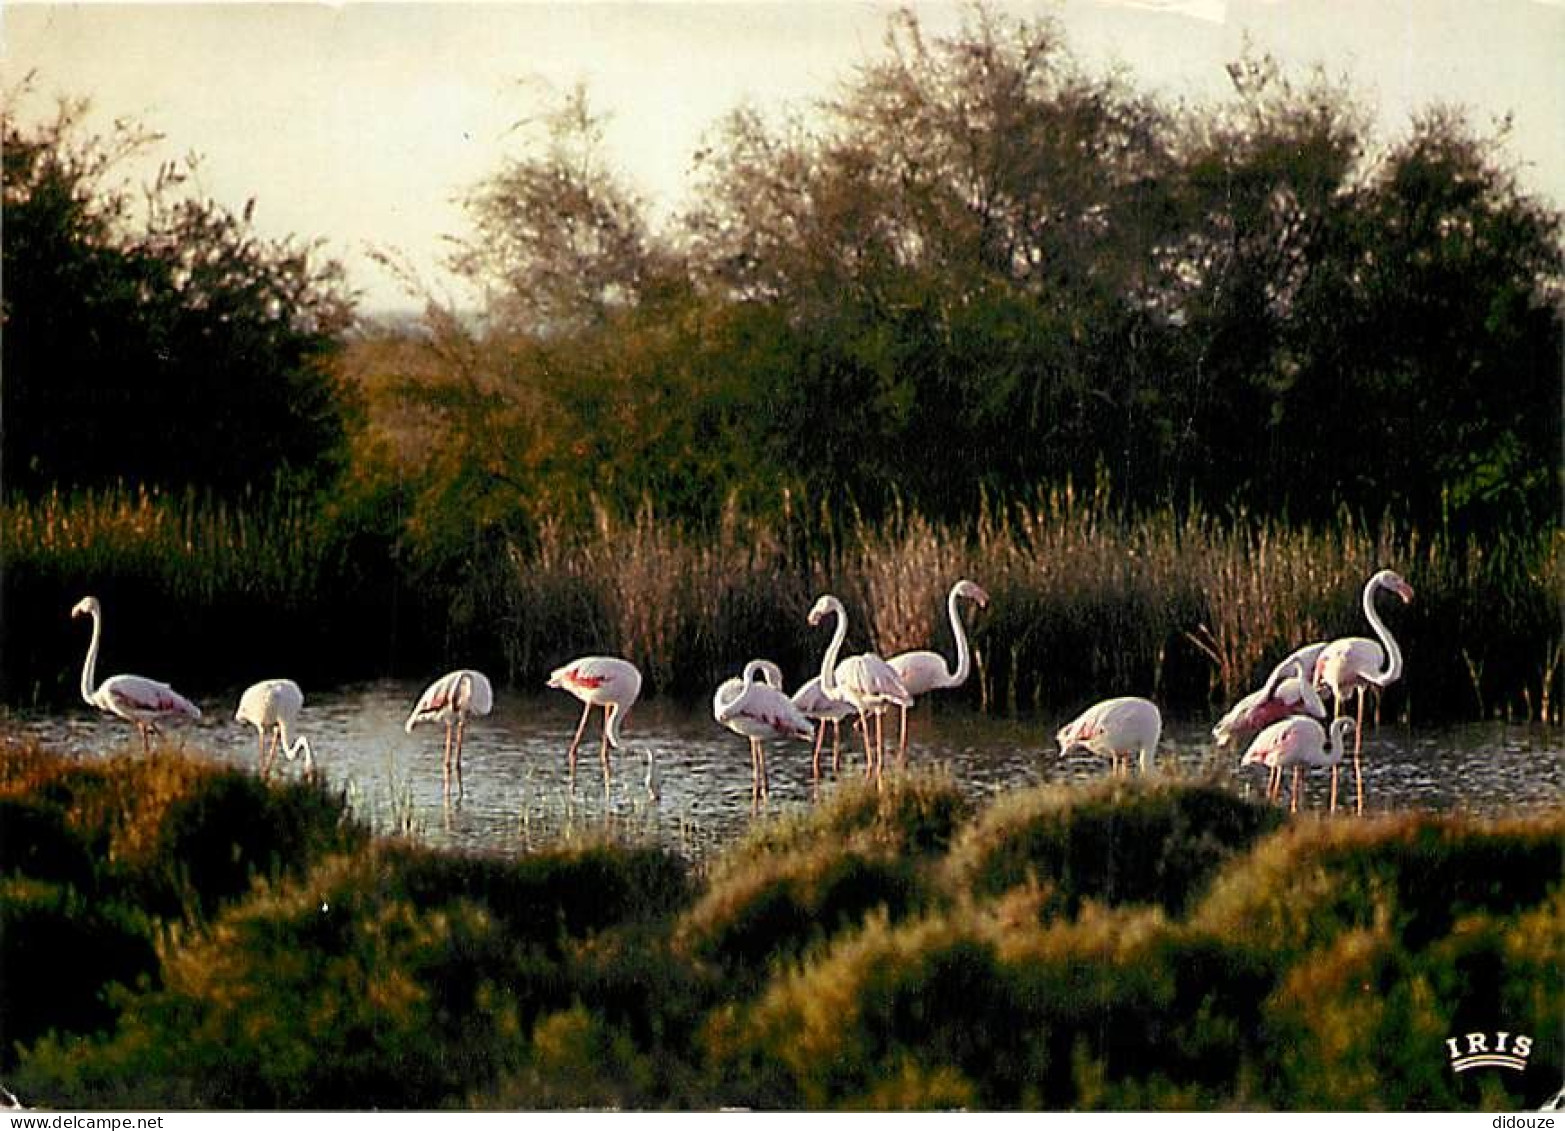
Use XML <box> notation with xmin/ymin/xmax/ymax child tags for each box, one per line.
<box><xmin>789</xmin><ymin>674</ymin><xmax>857</xmax><ymax>780</ymax></box>
<box><xmin>547</xmin><ymin>656</ymin><xmax>642</xmax><ymax>786</ymax></box>
<box><xmin>714</xmin><ymin>660</ymin><xmax>813</xmax><ymax>808</ymax></box>
<box><xmin>1056</xmin><ymin>696</ymin><xmax>1161</xmax><ymax>777</ymax></box>
<box><xmin>1313</xmin><ymin>569</ymin><xmax>1414</xmax><ymax>815</ymax></box>
<box><xmin>1242</xmin><ymin>716</ymin><xmax>1356</xmax><ymax>813</ymax></box>
<box><xmin>406</xmin><ymin>669</ymin><xmax>493</xmax><ymax>798</ymax></box>
<box><xmin>886</xmin><ymin>579</ymin><xmax>989</xmax><ymax>766</ymax></box>
<box><xmin>236</xmin><ymin>678</ymin><xmax>315</xmax><ymax>780</ymax></box>
<box><xmin>1212</xmin><ymin>655</ymin><xmax>1327</xmax><ymax>751</ymax></box>
<box><xmin>808</xmin><ymin>594</ymin><xmax>913</xmax><ymax>778</ymax></box>
<box><xmin>71</xmin><ymin>596</ymin><xmax>201</xmax><ymax>752</ymax></box>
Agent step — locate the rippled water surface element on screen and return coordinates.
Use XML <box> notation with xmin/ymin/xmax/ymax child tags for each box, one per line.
<box><xmin>11</xmin><ymin>681</ymin><xmax>1562</xmax><ymax>860</ymax></box>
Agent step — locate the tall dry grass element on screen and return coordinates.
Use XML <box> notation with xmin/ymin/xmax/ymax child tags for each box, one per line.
<box><xmin>6</xmin><ymin>483</ymin><xmax>1559</xmax><ymax>721</ymax></box>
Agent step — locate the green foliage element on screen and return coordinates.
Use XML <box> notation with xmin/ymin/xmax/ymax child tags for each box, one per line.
<box><xmin>2</xmin><ymin>742</ymin><xmax>1560</xmax><ymax>1110</ymax></box>
<box><xmin>2</xmin><ymin>92</ymin><xmax>357</xmax><ymax>499</ymax></box>
<box><xmin>943</xmin><ymin>778</ymin><xmax>1284</xmax><ymax>916</ymax></box>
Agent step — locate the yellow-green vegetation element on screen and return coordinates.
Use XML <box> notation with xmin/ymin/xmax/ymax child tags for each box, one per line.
<box><xmin>2</xmin><ymin>740</ymin><xmax>1559</xmax><ymax>1110</ymax></box>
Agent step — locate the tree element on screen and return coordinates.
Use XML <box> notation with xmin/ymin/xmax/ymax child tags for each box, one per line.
<box><xmin>2</xmin><ymin>94</ymin><xmax>356</xmax><ymax>497</ymax></box>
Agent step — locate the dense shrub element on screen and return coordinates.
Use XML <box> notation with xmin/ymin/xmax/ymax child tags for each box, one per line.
<box><xmin>943</xmin><ymin>779</ymin><xmax>1284</xmax><ymax>916</ymax></box>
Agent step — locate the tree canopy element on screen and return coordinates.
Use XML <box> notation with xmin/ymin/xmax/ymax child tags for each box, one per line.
<box><xmin>2</xmin><ymin>94</ymin><xmax>357</xmax><ymax>498</ymax></box>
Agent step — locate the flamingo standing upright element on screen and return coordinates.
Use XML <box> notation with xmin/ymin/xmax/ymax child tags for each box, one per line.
<box><xmin>808</xmin><ymin>594</ymin><xmax>913</xmax><ymax>778</ymax></box>
<box><xmin>406</xmin><ymin>669</ymin><xmax>493</xmax><ymax>799</ymax></box>
<box><xmin>1313</xmin><ymin>569</ymin><xmax>1415</xmax><ymax>815</ymax></box>
<box><xmin>547</xmin><ymin>656</ymin><xmax>642</xmax><ymax>786</ymax></box>
<box><xmin>71</xmin><ymin>596</ymin><xmax>201</xmax><ymax>752</ymax></box>
<box><xmin>789</xmin><ymin>674</ymin><xmax>857</xmax><ymax>780</ymax></box>
<box><xmin>714</xmin><ymin>660</ymin><xmax>814</xmax><ymax>809</ymax></box>
<box><xmin>1212</xmin><ymin>654</ymin><xmax>1328</xmax><ymax>751</ymax></box>
<box><xmin>1056</xmin><ymin>696</ymin><xmax>1162</xmax><ymax>777</ymax></box>
<box><xmin>886</xmin><ymin>579</ymin><xmax>989</xmax><ymax>766</ymax></box>
<box><xmin>236</xmin><ymin>678</ymin><xmax>315</xmax><ymax>780</ymax></box>
<box><xmin>1242</xmin><ymin>716</ymin><xmax>1356</xmax><ymax>814</ymax></box>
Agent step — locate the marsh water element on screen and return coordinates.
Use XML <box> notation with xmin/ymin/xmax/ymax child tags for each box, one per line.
<box><xmin>11</xmin><ymin>680</ymin><xmax>1562</xmax><ymax>861</ymax></box>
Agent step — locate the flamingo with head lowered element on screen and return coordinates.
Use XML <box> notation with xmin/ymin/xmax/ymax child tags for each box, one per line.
<box><xmin>1056</xmin><ymin>696</ymin><xmax>1162</xmax><ymax>777</ymax></box>
<box><xmin>1313</xmin><ymin>568</ymin><xmax>1414</xmax><ymax>815</ymax></box>
<box><xmin>714</xmin><ymin>660</ymin><xmax>813</xmax><ymax>809</ymax></box>
<box><xmin>1212</xmin><ymin>653</ymin><xmax>1328</xmax><ymax>752</ymax></box>
<box><xmin>71</xmin><ymin>596</ymin><xmax>201</xmax><ymax>752</ymax></box>
<box><xmin>406</xmin><ymin>669</ymin><xmax>493</xmax><ymax>799</ymax></box>
<box><xmin>808</xmin><ymin>594</ymin><xmax>913</xmax><ymax>779</ymax></box>
<box><xmin>548</xmin><ymin>655</ymin><xmax>642</xmax><ymax>787</ymax></box>
<box><xmin>237</xmin><ymin>678</ymin><xmax>315</xmax><ymax>780</ymax></box>
<box><xmin>886</xmin><ymin>579</ymin><xmax>989</xmax><ymax>766</ymax></box>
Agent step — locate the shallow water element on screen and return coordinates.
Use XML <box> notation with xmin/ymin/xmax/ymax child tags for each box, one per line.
<box><xmin>10</xmin><ymin>680</ymin><xmax>1562</xmax><ymax>861</ymax></box>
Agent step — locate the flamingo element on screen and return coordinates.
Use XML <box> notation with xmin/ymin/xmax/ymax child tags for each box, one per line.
<box><xmin>406</xmin><ymin>669</ymin><xmax>493</xmax><ymax>799</ymax></box>
<box><xmin>1056</xmin><ymin>696</ymin><xmax>1161</xmax><ymax>777</ymax></box>
<box><xmin>808</xmin><ymin>594</ymin><xmax>913</xmax><ymax>778</ymax></box>
<box><xmin>790</xmin><ymin>674</ymin><xmax>857</xmax><ymax>780</ymax></box>
<box><xmin>1313</xmin><ymin>569</ymin><xmax>1415</xmax><ymax>815</ymax></box>
<box><xmin>886</xmin><ymin>579</ymin><xmax>990</xmax><ymax>766</ymax></box>
<box><xmin>714</xmin><ymin>660</ymin><xmax>814</xmax><ymax>808</ymax></box>
<box><xmin>1242</xmin><ymin>716</ymin><xmax>1356</xmax><ymax>814</ymax></box>
<box><xmin>236</xmin><ymin>678</ymin><xmax>315</xmax><ymax>780</ymax></box>
<box><xmin>547</xmin><ymin>656</ymin><xmax>642</xmax><ymax>786</ymax></box>
<box><xmin>70</xmin><ymin>596</ymin><xmax>201</xmax><ymax>752</ymax></box>
<box><xmin>1212</xmin><ymin>655</ymin><xmax>1328</xmax><ymax>751</ymax></box>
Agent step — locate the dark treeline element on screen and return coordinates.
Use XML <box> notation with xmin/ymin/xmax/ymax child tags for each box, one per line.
<box><xmin>365</xmin><ymin>8</ymin><xmax>1562</xmax><ymax>542</ymax></box>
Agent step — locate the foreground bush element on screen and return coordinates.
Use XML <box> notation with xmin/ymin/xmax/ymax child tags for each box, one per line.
<box><xmin>3</xmin><ymin>742</ymin><xmax>1559</xmax><ymax>1110</ymax></box>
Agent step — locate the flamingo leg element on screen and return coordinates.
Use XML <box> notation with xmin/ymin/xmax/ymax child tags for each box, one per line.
<box><xmin>1290</xmin><ymin>765</ymin><xmax>1302</xmax><ymax>813</ymax></box>
<box><xmin>257</xmin><ymin>731</ymin><xmax>270</xmax><ymax>779</ymax></box>
<box><xmin>875</xmin><ymin>712</ymin><xmax>887</xmax><ymax>777</ymax></box>
<box><xmin>1329</xmin><ymin>765</ymin><xmax>1339</xmax><ymax>814</ymax></box>
<box><xmin>565</xmin><ymin>700</ymin><xmax>592</xmax><ymax>783</ymax></box>
<box><xmin>811</xmin><ymin>722</ymin><xmax>826</xmax><ymax>783</ymax></box>
<box><xmin>1353</xmin><ymin>691</ymin><xmax>1366</xmax><ymax>816</ymax></box>
<box><xmin>442</xmin><ymin>721</ymin><xmax>455</xmax><ymax>797</ymax></box>
<box><xmin>857</xmin><ymin>710</ymin><xmax>875</xmax><ymax>777</ymax></box>
<box><xmin>454</xmin><ymin>718</ymin><xmax>467</xmax><ymax>800</ymax></box>
<box><xmin>598</xmin><ymin>705</ymin><xmax>613</xmax><ymax>787</ymax></box>
<box><xmin>897</xmin><ymin>705</ymin><xmax>910</xmax><ymax>769</ymax></box>
<box><xmin>830</xmin><ymin>720</ymin><xmax>842</xmax><ymax>775</ymax></box>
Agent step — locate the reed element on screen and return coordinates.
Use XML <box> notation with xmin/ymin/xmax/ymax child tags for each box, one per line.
<box><xmin>6</xmin><ymin>484</ymin><xmax>1559</xmax><ymax>724</ymax></box>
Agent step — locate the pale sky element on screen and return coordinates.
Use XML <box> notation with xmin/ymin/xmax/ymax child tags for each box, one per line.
<box><xmin>4</xmin><ymin>1</ymin><xmax>1563</xmax><ymax>312</ymax></box>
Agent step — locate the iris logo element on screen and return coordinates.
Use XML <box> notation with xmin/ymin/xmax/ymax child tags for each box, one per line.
<box><xmin>1447</xmin><ymin>1031</ymin><xmax>1534</xmax><ymax>1073</ymax></box>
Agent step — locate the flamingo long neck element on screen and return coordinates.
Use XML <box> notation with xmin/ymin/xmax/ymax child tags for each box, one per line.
<box><xmin>277</xmin><ymin>718</ymin><xmax>314</xmax><ymax>772</ymax></box>
<box><xmin>945</xmin><ymin>587</ymin><xmax>974</xmax><ymax>688</ymax></box>
<box><xmin>605</xmin><ymin>702</ymin><xmax>627</xmax><ymax>749</ymax></box>
<box><xmin>1328</xmin><ymin>719</ymin><xmax>1352</xmax><ymax>764</ymax></box>
<box><xmin>1362</xmin><ymin>578</ymin><xmax>1404</xmax><ymax>686</ymax></box>
<box><xmin>818</xmin><ymin>603</ymin><xmax>848</xmax><ymax>698</ymax></box>
<box><xmin>80</xmin><ymin>607</ymin><xmax>103</xmax><ymax>704</ymax></box>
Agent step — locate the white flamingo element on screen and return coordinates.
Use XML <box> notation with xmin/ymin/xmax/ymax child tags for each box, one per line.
<box><xmin>1056</xmin><ymin>696</ymin><xmax>1162</xmax><ymax>777</ymax></box>
<box><xmin>1313</xmin><ymin>569</ymin><xmax>1415</xmax><ymax>815</ymax></box>
<box><xmin>789</xmin><ymin>674</ymin><xmax>857</xmax><ymax>780</ymax></box>
<box><xmin>1212</xmin><ymin>655</ymin><xmax>1328</xmax><ymax>751</ymax></box>
<box><xmin>1242</xmin><ymin>716</ymin><xmax>1356</xmax><ymax>814</ymax></box>
<box><xmin>236</xmin><ymin>678</ymin><xmax>315</xmax><ymax>780</ymax></box>
<box><xmin>547</xmin><ymin>655</ymin><xmax>642</xmax><ymax>786</ymax></box>
<box><xmin>886</xmin><ymin>579</ymin><xmax>989</xmax><ymax>766</ymax></box>
<box><xmin>71</xmin><ymin>596</ymin><xmax>200</xmax><ymax>752</ymax></box>
<box><xmin>715</xmin><ymin>659</ymin><xmax>813</xmax><ymax>808</ymax></box>
<box><xmin>808</xmin><ymin>594</ymin><xmax>913</xmax><ymax>778</ymax></box>
<box><xmin>406</xmin><ymin>669</ymin><xmax>493</xmax><ymax>798</ymax></box>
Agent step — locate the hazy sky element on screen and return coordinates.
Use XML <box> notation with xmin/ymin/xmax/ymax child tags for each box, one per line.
<box><xmin>5</xmin><ymin>1</ymin><xmax>1563</xmax><ymax>312</ymax></box>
